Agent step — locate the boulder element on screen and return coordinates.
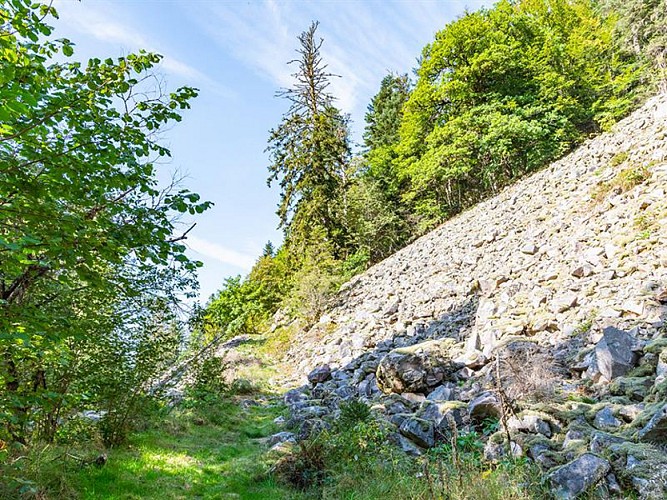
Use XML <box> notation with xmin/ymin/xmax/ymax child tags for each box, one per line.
<box><xmin>548</xmin><ymin>454</ymin><xmax>610</xmax><ymax>499</ymax></box>
<box><xmin>308</xmin><ymin>364</ymin><xmax>332</xmax><ymax>384</ymax></box>
<box><xmin>376</xmin><ymin>339</ymin><xmax>462</xmax><ymax>394</ymax></box>
<box><xmin>284</xmin><ymin>388</ymin><xmax>308</xmax><ymax>408</ymax></box>
<box><xmin>595</xmin><ymin>327</ymin><xmax>639</xmax><ymax>381</ymax></box>
<box><xmin>468</xmin><ymin>392</ymin><xmax>502</xmax><ymax>421</ymax></box>
<box><xmin>426</xmin><ymin>383</ymin><xmax>457</xmax><ymax>402</ymax></box>
<box><xmin>417</xmin><ymin>400</ymin><xmax>467</xmax><ymax>436</ymax></box>
<box><xmin>507</xmin><ymin>413</ymin><xmax>553</xmax><ymax>437</ymax></box>
<box><xmin>399</xmin><ymin>417</ymin><xmax>435</xmax><ymax>448</ymax></box>
<box><xmin>593</xmin><ymin>407</ymin><xmax>621</xmax><ymax>429</ymax></box>
<box><xmin>638</xmin><ymin>404</ymin><xmax>667</xmax><ymax>443</ymax></box>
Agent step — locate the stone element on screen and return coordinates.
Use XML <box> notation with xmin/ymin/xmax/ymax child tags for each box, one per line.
<box><xmin>426</xmin><ymin>383</ymin><xmax>457</xmax><ymax>402</ymax></box>
<box><xmin>284</xmin><ymin>389</ymin><xmax>308</xmax><ymax>407</ymax></box>
<box><xmin>551</xmin><ymin>293</ymin><xmax>578</xmax><ymax>313</ymax></box>
<box><xmin>638</xmin><ymin>404</ymin><xmax>667</xmax><ymax>442</ymax></box>
<box><xmin>468</xmin><ymin>392</ymin><xmax>501</xmax><ymax>421</ymax></box>
<box><xmin>520</xmin><ymin>243</ymin><xmax>538</xmax><ymax>255</ymax></box>
<box><xmin>548</xmin><ymin>454</ymin><xmax>610</xmax><ymax>499</ymax></box>
<box><xmin>376</xmin><ymin>339</ymin><xmax>462</xmax><ymax>394</ymax></box>
<box><xmin>595</xmin><ymin>327</ymin><xmax>639</xmax><ymax>381</ymax></box>
<box><xmin>484</xmin><ymin>439</ymin><xmax>522</xmax><ymax>462</ymax></box>
<box><xmin>268</xmin><ymin>431</ymin><xmax>296</xmax><ymax>447</ymax></box>
<box><xmin>593</xmin><ymin>407</ymin><xmax>621</xmax><ymax>429</ymax></box>
<box><xmin>307</xmin><ymin>364</ymin><xmax>332</xmax><ymax>384</ymax></box>
<box><xmin>399</xmin><ymin>417</ymin><xmax>435</xmax><ymax>448</ymax></box>
<box><xmin>507</xmin><ymin>414</ymin><xmax>553</xmax><ymax>437</ymax></box>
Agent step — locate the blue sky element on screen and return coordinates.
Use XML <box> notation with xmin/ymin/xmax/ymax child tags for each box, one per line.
<box><xmin>52</xmin><ymin>0</ymin><xmax>492</xmax><ymax>303</ymax></box>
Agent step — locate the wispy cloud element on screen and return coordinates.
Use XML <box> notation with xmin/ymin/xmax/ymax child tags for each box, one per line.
<box><xmin>52</xmin><ymin>0</ymin><xmax>235</xmax><ymax>99</ymax></box>
<box><xmin>183</xmin><ymin>0</ymin><xmax>492</xmax><ymax>124</ymax></box>
<box><xmin>187</xmin><ymin>236</ymin><xmax>256</xmax><ymax>270</ymax></box>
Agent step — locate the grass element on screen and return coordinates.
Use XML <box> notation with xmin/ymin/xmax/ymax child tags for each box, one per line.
<box><xmin>591</xmin><ymin>163</ymin><xmax>651</xmax><ymax>202</ymax></box>
<box><xmin>0</xmin><ymin>398</ymin><xmax>296</xmax><ymax>499</ymax></box>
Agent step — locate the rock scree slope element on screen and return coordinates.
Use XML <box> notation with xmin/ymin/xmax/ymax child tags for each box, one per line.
<box><xmin>273</xmin><ymin>94</ymin><xmax>667</xmax><ymax>498</ymax></box>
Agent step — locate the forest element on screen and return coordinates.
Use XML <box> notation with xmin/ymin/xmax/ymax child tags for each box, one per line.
<box><xmin>1</xmin><ymin>0</ymin><xmax>666</xmax><ymax>498</ymax></box>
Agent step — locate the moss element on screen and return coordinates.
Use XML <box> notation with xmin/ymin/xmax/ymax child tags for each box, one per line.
<box><xmin>609</xmin><ymin>376</ymin><xmax>653</xmax><ymax>401</ymax></box>
<box><xmin>606</xmin><ymin>441</ymin><xmax>667</xmax><ymax>482</ymax></box>
<box><xmin>648</xmin><ymin>378</ymin><xmax>667</xmax><ymax>402</ymax></box>
<box><xmin>627</xmin><ymin>363</ymin><xmax>656</xmax><ymax>378</ymax></box>
<box><xmin>644</xmin><ymin>338</ymin><xmax>667</xmax><ymax>355</ymax></box>
<box><xmin>610</xmin><ymin>151</ymin><xmax>629</xmax><ymax>167</ymax></box>
<box><xmin>439</xmin><ymin>400</ymin><xmax>467</xmax><ymax>411</ymax></box>
<box><xmin>626</xmin><ymin>402</ymin><xmax>666</xmax><ymax>432</ymax></box>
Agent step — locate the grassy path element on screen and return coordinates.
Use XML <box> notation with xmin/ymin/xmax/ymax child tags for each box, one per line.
<box><xmin>3</xmin><ymin>398</ymin><xmax>297</xmax><ymax>499</ymax></box>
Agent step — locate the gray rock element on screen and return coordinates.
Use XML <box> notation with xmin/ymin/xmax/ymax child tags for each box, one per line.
<box><xmin>638</xmin><ymin>403</ymin><xmax>667</xmax><ymax>442</ymax></box>
<box><xmin>308</xmin><ymin>364</ymin><xmax>332</xmax><ymax>384</ymax></box>
<box><xmin>399</xmin><ymin>417</ymin><xmax>435</xmax><ymax>448</ymax></box>
<box><xmin>268</xmin><ymin>431</ymin><xmax>296</xmax><ymax>447</ymax></box>
<box><xmin>376</xmin><ymin>339</ymin><xmax>461</xmax><ymax>394</ymax></box>
<box><xmin>468</xmin><ymin>392</ymin><xmax>501</xmax><ymax>421</ymax></box>
<box><xmin>507</xmin><ymin>414</ymin><xmax>553</xmax><ymax>437</ymax></box>
<box><xmin>548</xmin><ymin>454</ymin><xmax>610</xmax><ymax>499</ymax></box>
<box><xmin>284</xmin><ymin>388</ymin><xmax>308</xmax><ymax>407</ymax></box>
<box><xmin>484</xmin><ymin>439</ymin><xmax>522</xmax><ymax>462</ymax></box>
<box><xmin>595</xmin><ymin>326</ymin><xmax>639</xmax><ymax>381</ymax></box>
<box><xmin>426</xmin><ymin>383</ymin><xmax>457</xmax><ymax>402</ymax></box>
<box><xmin>390</xmin><ymin>432</ymin><xmax>422</xmax><ymax>456</ymax></box>
<box><xmin>593</xmin><ymin>407</ymin><xmax>622</xmax><ymax>429</ymax></box>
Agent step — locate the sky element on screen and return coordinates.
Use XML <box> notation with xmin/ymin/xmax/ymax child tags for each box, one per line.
<box><xmin>51</xmin><ymin>0</ymin><xmax>493</xmax><ymax>303</ymax></box>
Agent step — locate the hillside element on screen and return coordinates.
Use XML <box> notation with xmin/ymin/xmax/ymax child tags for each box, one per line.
<box><xmin>271</xmin><ymin>93</ymin><xmax>667</xmax><ymax>498</ymax></box>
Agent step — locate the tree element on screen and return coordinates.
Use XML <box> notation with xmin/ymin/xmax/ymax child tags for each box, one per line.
<box><xmin>601</xmin><ymin>0</ymin><xmax>667</xmax><ymax>91</ymax></box>
<box><xmin>363</xmin><ymin>73</ymin><xmax>411</xmax><ymax>152</ymax></box>
<box><xmin>395</xmin><ymin>0</ymin><xmax>643</xmax><ymax>230</ymax></box>
<box><xmin>0</xmin><ymin>1</ymin><xmax>210</xmax><ymax>443</ymax></box>
<box><xmin>363</xmin><ymin>73</ymin><xmax>411</xmax><ymax>200</ymax></box>
<box><xmin>266</xmin><ymin>21</ymin><xmax>351</xmax><ymax>258</ymax></box>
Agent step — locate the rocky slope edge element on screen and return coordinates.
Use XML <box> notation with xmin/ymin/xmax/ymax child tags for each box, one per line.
<box><xmin>274</xmin><ymin>94</ymin><xmax>667</xmax><ymax>499</ymax></box>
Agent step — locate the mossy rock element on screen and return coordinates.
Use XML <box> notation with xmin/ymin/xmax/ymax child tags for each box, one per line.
<box><xmin>626</xmin><ymin>362</ymin><xmax>657</xmax><ymax>378</ymax></box>
<box><xmin>647</xmin><ymin>378</ymin><xmax>667</xmax><ymax>402</ymax></box>
<box><xmin>609</xmin><ymin>376</ymin><xmax>653</xmax><ymax>401</ymax></box>
<box><xmin>643</xmin><ymin>337</ymin><xmax>667</xmax><ymax>355</ymax></box>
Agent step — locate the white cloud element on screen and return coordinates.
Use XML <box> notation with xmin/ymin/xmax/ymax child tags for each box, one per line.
<box><xmin>187</xmin><ymin>236</ymin><xmax>256</xmax><ymax>270</ymax></box>
<box><xmin>182</xmin><ymin>0</ymin><xmax>493</xmax><ymax>131</ymax></box>
<box><xmin>53</xmin><ymin>0</ymin><xmax>235</xmax><ymax>98</ymax></box>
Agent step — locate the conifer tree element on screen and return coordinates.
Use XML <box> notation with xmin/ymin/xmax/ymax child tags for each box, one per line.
<box><xmin>266</xmin><ymin>22</ymin><xmax>351</xmax><ymax>257</ymax></box>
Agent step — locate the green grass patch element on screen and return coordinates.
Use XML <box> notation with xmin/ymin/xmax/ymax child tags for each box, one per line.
<box><xmin>0</xmin><ymin>399</ymin><xmax>295</xmax><ymax>499</ymax></box>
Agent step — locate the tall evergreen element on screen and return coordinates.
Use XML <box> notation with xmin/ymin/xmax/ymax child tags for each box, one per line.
<box><xmin>266</xmin><ymin>22</ymin><xmax>351</xmax><ymax>257</ymax></box>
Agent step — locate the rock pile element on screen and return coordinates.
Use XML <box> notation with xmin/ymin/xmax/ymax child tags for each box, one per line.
<box><xmin>275</xmin><ymin>94</ymin><xmax>667</xmax><ymax>498</ymax></box>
